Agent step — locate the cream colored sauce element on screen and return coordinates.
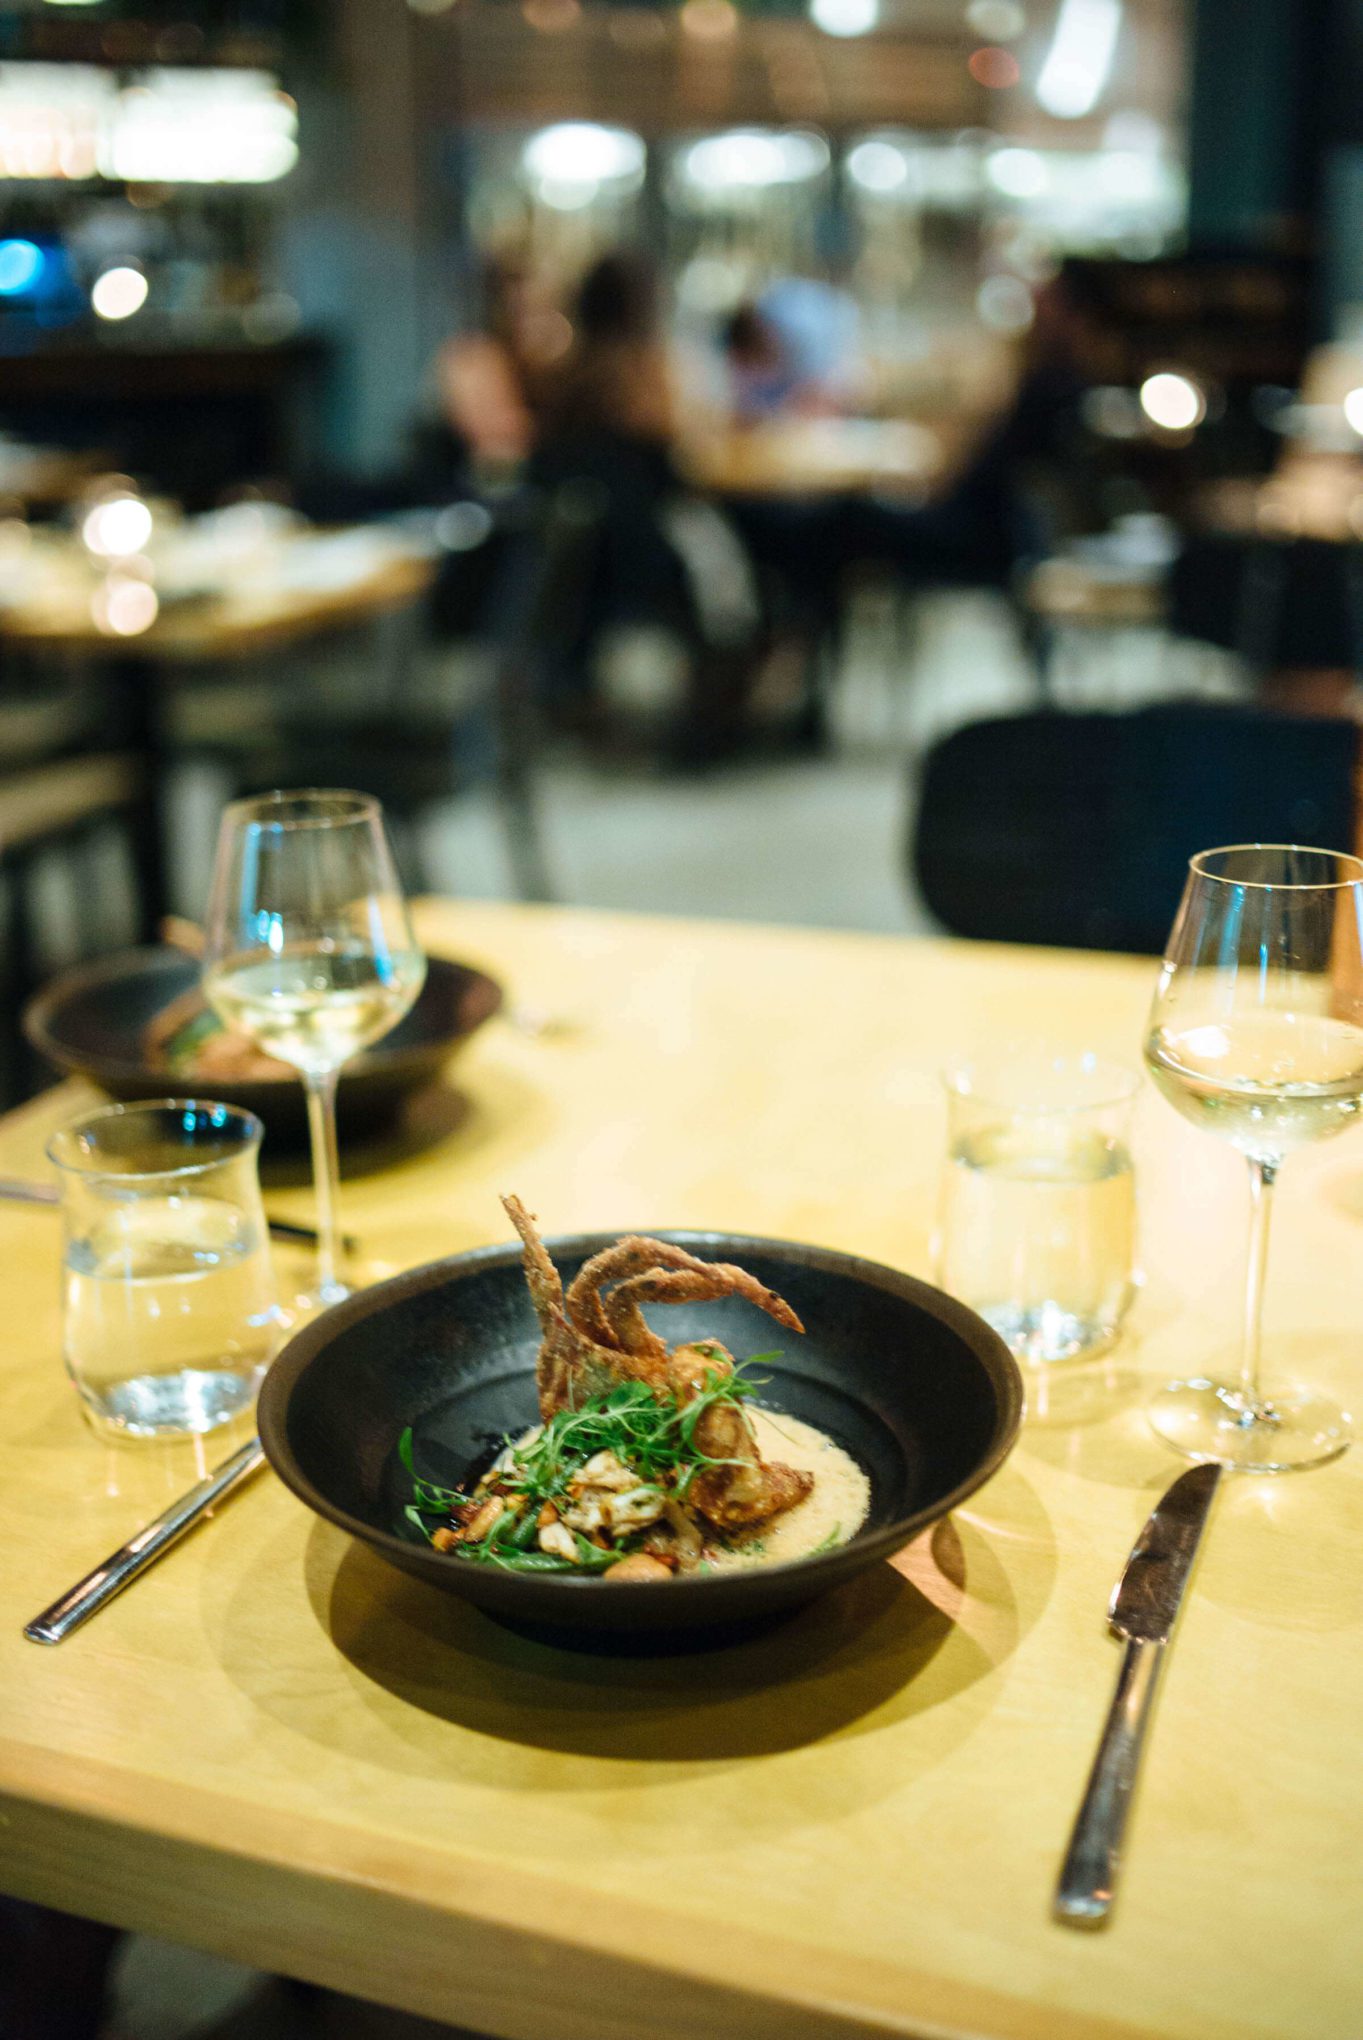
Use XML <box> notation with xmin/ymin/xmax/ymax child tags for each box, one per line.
<box><xmin>497</xmin><ymin>1408</ymin><xmax>870</xmax><ymax>1573</ymax></box>
<box><xmin>703</xmin><ymin>1407</ymin><xmax>870</xmax><ymax>1572</ymax></box>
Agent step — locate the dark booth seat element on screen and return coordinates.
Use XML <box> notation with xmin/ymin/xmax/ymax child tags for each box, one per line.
<box><xmin>912</xmin><ymin>703</ymin><xmax>1359</xmax><ymax>955</ymax></box>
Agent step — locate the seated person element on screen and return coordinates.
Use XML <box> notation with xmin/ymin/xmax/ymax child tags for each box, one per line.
<box><xmin>532</xmin><ymin>252</ymin><xmax>762</xmax><ymax>757</ymax></box>
<box><xmin>433</xmin><ymin>254</ymin><xmax>565</xmax><ymax>480</ymax></box>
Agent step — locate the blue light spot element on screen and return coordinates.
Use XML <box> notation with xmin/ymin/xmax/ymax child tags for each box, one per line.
<box><xmin>0</xmin><ymin>240</ymin><xmax>44</xmax><ymax>296</ymax></box>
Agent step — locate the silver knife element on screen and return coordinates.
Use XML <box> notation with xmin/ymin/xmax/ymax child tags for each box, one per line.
<box><xmin>1054</xmin><ymin>1460</ymin><xmax>1222</xmax><ymax>1928</ymax></box>
<box><xmin>24</xmin><ymin>1435</ymin><xmax>266</xmax><ymax>1645</ymax></box>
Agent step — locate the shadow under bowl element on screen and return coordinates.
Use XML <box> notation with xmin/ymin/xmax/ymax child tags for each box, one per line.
<box><xmin>258</xmin><ymin>1232</ymin><xmax>1024</xmax><ymax>1643</ymax></box>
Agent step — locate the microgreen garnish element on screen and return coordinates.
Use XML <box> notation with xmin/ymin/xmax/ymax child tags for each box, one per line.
<box><xmin>401</xmin><ymin>1360</ymin><xmax>781</xmax><ymax>1576</ymax></box>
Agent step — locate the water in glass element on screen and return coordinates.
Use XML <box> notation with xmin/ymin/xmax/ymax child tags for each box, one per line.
<box><xmin>936</xmin><ymin>1048</ymin><xmax>1138</xmax><ymax>1366</ymax></box>
<box><xmin>64</xmin><ymin>1191</ymin><xmax>274</xmax><ymax>1435</ymax></box>
<box><xmin>939</xmin><ymin>1118</ymin><xmax>1135</xmax><ymax>1363</ymax></box>
<box><xmin>49</xmin><ymin>1099</ymin><xmax>278</xmax><ymax>1438</ymax></box>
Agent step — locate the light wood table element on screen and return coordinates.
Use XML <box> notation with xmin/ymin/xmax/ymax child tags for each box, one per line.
<box><xmin>0</xmin><ymin>525</ymin><xmax>437</xmax><ymax>940</ymax></box>
<box><xmin>0</xmin><ymin>525</ymin><xmax>436</xmax><ymax>661</ymax></box>
<box><xmin>2</xmin><ymin>901</ymin><xmax>1361</xmax><ymax>2040</ymax></box>
<box><xmin>684</xmin><ymin>416</ymin><xmax>941</xmax><ymax>500</ymax></box>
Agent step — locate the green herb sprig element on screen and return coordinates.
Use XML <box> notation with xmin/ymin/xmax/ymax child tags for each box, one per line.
<box><xmin>401</xmin><ymin>1356</ymin><xmax>780</xmax><ymax>1573</ymax></box>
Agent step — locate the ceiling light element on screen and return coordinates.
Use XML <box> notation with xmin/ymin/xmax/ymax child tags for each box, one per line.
<box><xmin>1036</xmin><ymin>0</ymin><xmax>1121</xmax><ymax>118</ymax></box>
<box><xmin>810</xmin><ymin>0</ymin><xmax>878</xmax><ymax>35</ymax></box>
<box><xmin>684</xmin><ymin>130</ymin><xmax>829</xmax><ymax>190</ymax></box>
<box><xmin>523</xmin><ymin>123</ymin><xmax>645</xmax><ymax>185</ymax></box>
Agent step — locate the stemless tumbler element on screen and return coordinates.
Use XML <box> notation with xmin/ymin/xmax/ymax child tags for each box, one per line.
<box><xmin>936</xmin><ymin>1047</ymin><xmax>1138</xmax><ymax>1364</ymax></box>
<box><xmin>48</xmin><ymin>1099</ymin><xmax>278</xmax><ymax>1438</ymax></box>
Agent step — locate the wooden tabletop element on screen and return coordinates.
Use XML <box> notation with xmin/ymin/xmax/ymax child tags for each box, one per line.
<box><xmin>1</xmin><ymin>901</ymin><xmax>1360</xmax><ymax>2040</ymax></box>
<box><xmin>0</xmin><ymin>526</ymin><xmax>436</xmax><ymax>662</ymax></box>
<box><xmin>683</xmin><ymin>416</ymin><xmax>941</xmax><ymax>500</ymax></box>
<box><xmin>1197</xmin><ymin>455</ymin><xmax>1363</xmax><ymax>545</ymax></box>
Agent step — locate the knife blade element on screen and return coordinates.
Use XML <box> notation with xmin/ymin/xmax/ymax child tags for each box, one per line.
<box><xmin>1054</xmin><ymin>1461</ymin><xmax>1221</xmax><ymax>1928</ymax></box>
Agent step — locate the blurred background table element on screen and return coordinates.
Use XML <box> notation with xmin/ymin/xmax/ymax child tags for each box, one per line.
<box><xmin>0</xmin><ymin>440</ymin><xmax>102</xmax><ymax>511</ymax></box>
<box><xmin>684</xmin><ymin>416</ymin><xmax>942</xmax><ymax>500</ymax></box>
<box><xmin>0</xmin><ymin>519</ymin><xmax>438</xmax><ymax>943</ymax></box>
<box><xmin>1</xmin><ymin>899</ymin><xmax>1360</xmax><ymax>2040</ymax></box>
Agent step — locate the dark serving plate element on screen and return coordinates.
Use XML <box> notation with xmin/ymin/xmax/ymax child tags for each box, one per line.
<box><xmin>23</xmin><ymin>947</ymin><xmax>503</xmax><ymax>1145</ymax></box>
<box><xmin>258</xmin><ymin>1231</ymin><xmax>1025</xmax><ymax>1641</ymax></box>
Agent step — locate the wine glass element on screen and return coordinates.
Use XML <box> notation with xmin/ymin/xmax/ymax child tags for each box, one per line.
<box><xmin>202</xmin><ymin>789</ymin><xmax>426</xmax><ymax>1308</ymax></box>
<box><xmin>1144</xmin><ymin>843</ymin><xmax>1363</xmax><ymax>1472</ymax></box>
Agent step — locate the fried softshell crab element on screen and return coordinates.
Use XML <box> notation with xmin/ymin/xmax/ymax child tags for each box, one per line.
<box><xmin>502</xmin><ymin>1195</ymin><xmax>814</xmax><ymax>1536</ymax></box>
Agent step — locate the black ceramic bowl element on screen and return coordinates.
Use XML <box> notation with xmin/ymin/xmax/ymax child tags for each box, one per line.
<box><xmin>23</xmin><ymin>948</ymin><xmax>503</xmax><ymax>1145</ymax></box>
<box><xmin>258</xmin><ymin>1231</ymin><xmax>1024</xmax><ymax>1640</ymax></box>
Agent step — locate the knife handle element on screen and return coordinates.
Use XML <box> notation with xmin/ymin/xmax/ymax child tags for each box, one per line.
<box><xmin>1054</xmin><ymin>1637</ymin><xmax>1166</xmax><ymax>1928</ymax></box>
<box><xmin>23</xmin><ymin>1437</ymin><xmax>265</xmax><ymax>1645</ymax></box>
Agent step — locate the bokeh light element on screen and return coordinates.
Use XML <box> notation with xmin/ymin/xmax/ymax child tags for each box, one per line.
<box><xmin>0</xmin><ymin>239</ymin><xmax>44</xmax><ymax>294</ymax></box>
<box><xmin>847</xmin><ymin>139</ymin><xmax>909</xmax><ymax>193</ymax></box>
<box><xmin>91</xmin><ymin>574</ymin><xmax>158</xmax><ymax>637</ymax></box>
<box><xmin>809</xmin><ymin>0</ymin><xmax>878</xmax><ymax>36</ymax></box>
<box><xmin>684</xmin><ymin>130</ymin><xmax>829</xmax><ymax>190</ymax></box>
<box><xmin>1139</xmin><ymin>371</ymin><xmax>1206</xmax><ymax>432</ymax></box>
<box><xmin>82</xmin><ymin>494</ymin><xmax>154</xmax><ymax>558</ymax></box>
<box><xmin>986</xmin><ymin>147</ymin><xmax>1047</xmax><ymax>197</ymax></box>
<box><xmin>1343</xmin><ymin>387</ymin><xmax>1363</xmax><ymax>437</ymax></box>
<box><xmin>968</xmin><ymin>46</ymin><xmax>1021</xmax><ymax>87</ymax></box>
<box><xmin>91</xmin><ymin>265</ymin><xmax>148</xmax><ymax>320</ymax></box>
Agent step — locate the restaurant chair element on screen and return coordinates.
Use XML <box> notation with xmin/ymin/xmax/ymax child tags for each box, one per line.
<box><xmin>1168</xmin><ymin>533</ymin><xmax>1363</xmax><ymax>683</ymax></box>
<box><xmin>241</xmin><ymin>483</ymin><xmax>600</xmax><ymax>902</ymax></box>
<box><xmin>0</xmin><ymin>751</ymin><xmax>144</xmax><ymax>1104</ymax></box>
<box><xmin>911</xmin><ymin>702</ymin><xmax>1359</xmax><ymax>953</ymax></box>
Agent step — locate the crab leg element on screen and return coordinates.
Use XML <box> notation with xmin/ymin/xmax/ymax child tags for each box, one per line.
<box><xmin>566</xmin><ymin>1235</ymin><xmax>729</xmax><ymax>1353</ymax></box>
<box><xmin>602</xmin><ymin>1263</ymin><xmax>803</xmax><ymax>1361</ymax></box>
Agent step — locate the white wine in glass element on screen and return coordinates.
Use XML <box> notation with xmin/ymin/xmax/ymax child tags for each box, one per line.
<box><xmin>202</xmin><ymin>789</ymin><xmax>426</xmax><ymax>1308</ymax></box>
<box><xmin>1144</xmin><ymin>844</ymin><xmax>1363</xmax><ymax>1472</ymax></box>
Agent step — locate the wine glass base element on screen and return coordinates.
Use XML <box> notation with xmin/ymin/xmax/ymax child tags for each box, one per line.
<box><xmin>1148</xmin><ymin>1377</ymin><xmax>1353</xmax><ymax>1474</ymax></box>
<box><xmin>286</xmin><ymin>1277</ymin><xmax>353</xmax><ymax>1322</ymax></box>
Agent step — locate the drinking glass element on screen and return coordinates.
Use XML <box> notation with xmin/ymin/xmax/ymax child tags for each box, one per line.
<box><xmin>1144</xmin><ymin>843</ymin><xmax>1363</xmax><ymax>1471</ymax></box>
<box><xmin>201</xmin><ymin>789</ymin><xmax>426</xmax><ymax>1307</ymax></box>
<box><xmin>49</xmin><ymin>1099</ymin><xmax>278</xmax><ymax>1438</ymax></box>
<box><xmin>936</xmin><ymin>1048</ymin><xmax>1138</xmax><ymax>1364</ymax></box>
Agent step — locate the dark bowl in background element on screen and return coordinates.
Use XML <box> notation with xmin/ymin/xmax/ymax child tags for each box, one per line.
<box><xmin>257</xmin><ymin>1231</ymin><xmax>1025</xmax><ymax>1643</ymax></box>
<box><xmin>23</xmin><ymin>947</ymin><xmax>503</xmax><ymax>1145</ymax></box>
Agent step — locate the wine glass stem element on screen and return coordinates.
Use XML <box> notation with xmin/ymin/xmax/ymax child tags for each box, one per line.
<box><xmin>1241</xmin><ymin>1156</ymin><xmax>1278</xmax><ymax>1412</ymax></box>
<box><xmin>303</xmin><ymin>1068</ymin><xmax>343</xmax><ymax>1299</ymax></box>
